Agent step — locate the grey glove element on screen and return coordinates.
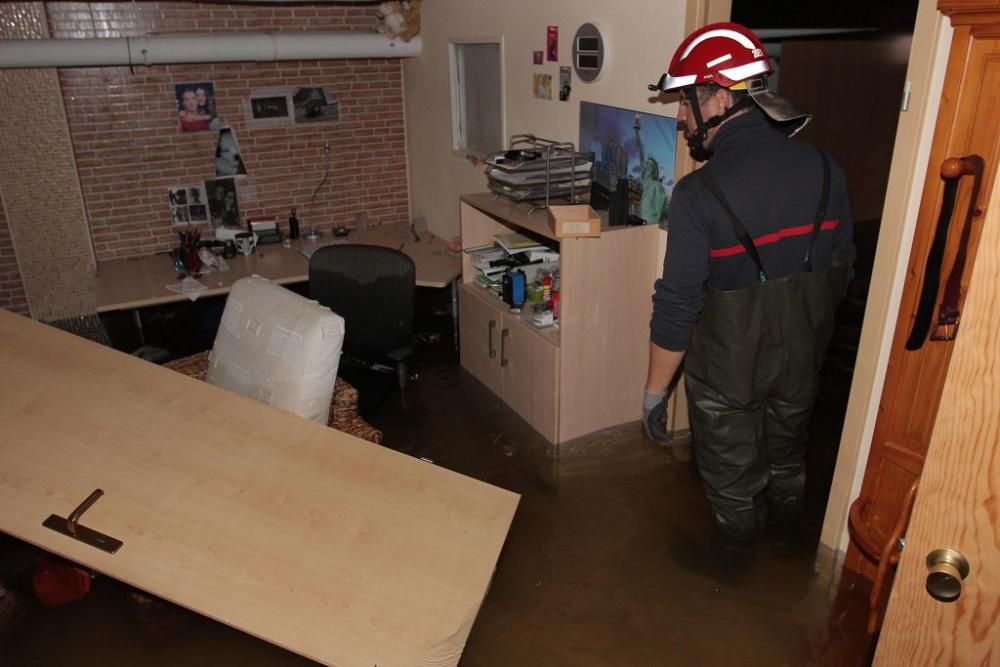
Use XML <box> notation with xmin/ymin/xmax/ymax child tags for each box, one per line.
<box><xmin>642</xmin><ymin>391</ymin><xmax>671</xmax><ymax>446</ymax></box>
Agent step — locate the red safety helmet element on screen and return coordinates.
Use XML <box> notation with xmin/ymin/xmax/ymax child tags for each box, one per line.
<box><xmin>649</xmin><ymin>22</ymin><xmax>810</xmax><ymax>137</ymax></box>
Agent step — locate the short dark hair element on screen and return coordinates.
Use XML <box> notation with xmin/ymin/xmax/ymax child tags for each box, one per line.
<box><xmin>694</xmin><ymin>82</ymin><xmax>749</xmax><ymax>103</ymax></box>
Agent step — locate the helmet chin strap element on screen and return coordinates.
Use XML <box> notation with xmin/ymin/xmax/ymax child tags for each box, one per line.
<box><xmin>682</xmin><ymin>86</ymin><xmax>754</xmax><ymax>151</ymax></box>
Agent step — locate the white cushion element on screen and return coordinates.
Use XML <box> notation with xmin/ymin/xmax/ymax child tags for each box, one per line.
<box><xmin>206</xmin><ymin>276</ymin><xmax>345</xmax><ymax>424</ymax></box>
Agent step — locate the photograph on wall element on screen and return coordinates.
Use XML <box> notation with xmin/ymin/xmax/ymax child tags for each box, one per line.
<box><xmin>579</xmin><ymin>101</ymin><xmax>677</xmax><ymax>228</ymax></box>
<box><xmin>245</xmin><ymin>88</ymin><xmax>295</xmax><ymax>128</ymax></box>
<box><xmin>167</xmin><ymin>185</ymin><xmax>209</xmax><ymax>226</ymax></box>
<box><xmin>532</xmin><ymin>73</ymin><xmax>552</xmax><ymax>100</ymax></box>
<box><xmin>532</xmin><ymin>50</ymin><xmax>543</xmax><ymax>65</ymax></box>
<box><xmin>559</xmin><ymin>66</ymin><xmax>571</xmax><ymax>101</ymax></box>
<box><xmin>205</xmin><ymin>177</ymin><xmax>241</xmax><ymax>228</ymax></box>
<box><xmin>175</xmin><ymin>82</ymin><xmax>219</xmax><ymax>133</ymax></box>
<box><xmin>293</xmin><ymin>87</ymin><xmax>340</xmax><ymax>124</ymax></box>
<box><xmin>215</xmin><ymin>127</ymin><xmax>248</xmax><ymax>178</ymax></box>
<box><xmin>171</xmin><ymin>206</ymin><xmax>190</xmax><ymax>226</ymax></box>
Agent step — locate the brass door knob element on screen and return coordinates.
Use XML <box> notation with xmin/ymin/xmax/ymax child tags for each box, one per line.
<box><xmin>925</xmin><ymin>548</ymin><xmax>970</xmax><ymax>602</ymax></box>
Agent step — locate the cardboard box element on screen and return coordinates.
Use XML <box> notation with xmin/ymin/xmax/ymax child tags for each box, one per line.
<box><xmin>548</xmin><ymin>204</ymin><xmax>601</xmax><ymax>238</ymax></box>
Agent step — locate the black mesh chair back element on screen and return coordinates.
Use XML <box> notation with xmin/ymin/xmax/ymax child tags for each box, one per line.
<box><xmin>308</xmin><ymin>244</ymin><xmax>416</xmax><ymax>362</ymax></box>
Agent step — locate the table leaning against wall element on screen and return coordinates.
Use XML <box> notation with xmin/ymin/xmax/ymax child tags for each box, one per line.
<box><xmin>96</xmin><ymin>221</ymin><xmax>462</xmax><ymax>343</ymax></box>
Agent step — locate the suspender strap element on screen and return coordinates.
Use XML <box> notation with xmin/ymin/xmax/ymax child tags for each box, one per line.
<box><xmin>804</xmin><ymin>150</ymin><xmax>832</xmax><ymax>272</ymax></box>
<box><xmin>700</xmin><ymin>169</ymin><xmax>768</xmax><ymax>283</ymax></box>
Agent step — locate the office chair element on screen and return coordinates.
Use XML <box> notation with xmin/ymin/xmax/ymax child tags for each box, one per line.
<box><xmin>309</xmin><ymin>244</ymin><xmax>417</xmax><ymax>390</ymax></box>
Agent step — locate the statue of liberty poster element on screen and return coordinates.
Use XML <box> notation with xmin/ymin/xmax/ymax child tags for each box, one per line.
<box><xmin>579</xmin><ymin>102</ymin><xmax>677</xmax><ymax>229</ymax></box>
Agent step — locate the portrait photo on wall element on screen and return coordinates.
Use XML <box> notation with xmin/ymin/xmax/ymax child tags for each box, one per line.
<box><xmin>175</xmin><ymin>82</ymin><xmax>219</xmax><ymax>133</ymax></box>
<box><xmin>215</xmin><ymin>126</ymin><xmax>248</xmax><ymax>178</ymax></box>
<box><xmin>205</xmin><ymin>177</ymin><xmax>241</xmax><ymax>229</ymax></box>
<box><xmin>293</xmin><ymin>87</ymin><xmax>340</xmax><ymax>124</ymax></box>
<box><xmin>579</xmin><ymin>101</ymin><xmax>677</xmax><ymax>229</ymax></box>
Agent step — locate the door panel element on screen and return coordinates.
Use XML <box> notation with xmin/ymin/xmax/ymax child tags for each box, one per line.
<box><xmin>848</xmin><ymin>24</ymin><xmax>1000</xmax><ymax>578</ymax></box>
<box><xmin>500</xmin><ymin>315</ymin><xmax>559</xmax><ymax>443</ymax></box>
<box><xmin>459</xmin><ymin>286</ymin><xmax>501</xmax><ymax>397</ymax></box>
<box><xmin>874</xmin><ymin>148</ymin><xmax>1000</xmax><ymax>666</ymax></box>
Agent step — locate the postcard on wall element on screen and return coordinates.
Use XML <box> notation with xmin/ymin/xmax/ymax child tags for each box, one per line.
<box><xmin>204</xmin><ymin>177</ymin><xmax>241</xmax><ymax>229</ymax></box>
<box><xmin>293</xmin><ymin>87</ymin><xmax>340</xmax><ymax>124</ymax></box>
<box><xmin>245</xmin><ymin>87</ymin><xmax>295</xmax><ymax>129</ymax></box>
<box><xmin>175</xmin><ymin>82</ymin><xmax>219</xmax><ymax>133</ymax></box>
<box><xmin>559</xmin><ymin>66</ymin><xmax>571</xmax><ymax>101</ymax></box>
<box><xmin>532</xmin><ymin>73</ymin><xmax>552</xmax><ymax>100</ymax></box>
<box><xmin>579</xmin><ymin>101</ymin><xmax>677</xmax><ymax>229</ymax></box>
<box><xmin>168</xmin><ymin>185</ymin><xmax>209</xmax><ymax>226</ymax></box>
<box><xmin>546</xmin><ymin>26</ymin><xmax>558</xmax><ymax>62</ymax></box>
<box><xmin>215</xmin><ymin>126</ymin><xmax>248</xmax><ymax>178</ymax></box>
<box><xmin>532</xmin><ymin>50</ymin><xmax>543</xmax><ymax>65</ymax></box>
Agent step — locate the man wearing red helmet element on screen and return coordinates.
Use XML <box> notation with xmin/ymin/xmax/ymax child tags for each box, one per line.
<box><xmin>641</xmin><ymin>23</ymin><xmax>856</xmax><ymax>561</ymax></box>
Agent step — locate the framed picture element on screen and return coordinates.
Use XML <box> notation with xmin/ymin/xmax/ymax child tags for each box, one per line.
<box><xmin>579</xmin><ymin>101</ymin><xmax>677</xmax><ymax>228</ymax></box>
<box><xmin>245</xmin><ymin>88</ymin><xmax>295</xmax><ymax>129</ymax></box>
<box><xmin>175</xmin><ymin>82</ymin><xmax>219</xmax><ymax>133</ymax></box>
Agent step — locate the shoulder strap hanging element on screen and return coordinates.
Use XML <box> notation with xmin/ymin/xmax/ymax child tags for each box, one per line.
<box><xmin>700</xmin><ymin>169</ymin><xmax>767</xmax><ymax>283</ymax></box>
<box><xmin>803</xmin><ymin>150</ymin><xmax>832</xmax><ymax>272</ymax></box>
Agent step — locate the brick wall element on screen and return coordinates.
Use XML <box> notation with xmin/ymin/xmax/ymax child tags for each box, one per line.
<box><xmin>0</xmin><ymin>205</ymin><xmax>30</xmax><ymax>316</ymax></box>
<box><xmin>45</xmin><ymin>2</ymin><xmax>409</xmax><ymax>261</ymax></box>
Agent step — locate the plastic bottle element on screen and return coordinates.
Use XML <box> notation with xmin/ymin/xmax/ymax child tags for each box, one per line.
<box><xmin>542</xmin><ymin>274</ymin><xmax>552</xmax><ymax>305</ymax></box>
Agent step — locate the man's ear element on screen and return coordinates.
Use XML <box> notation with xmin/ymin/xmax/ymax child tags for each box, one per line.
<box><xmin>713</xmin><ymin>87</ymin><xmax>737</xmax><ymax>113</ymax></box>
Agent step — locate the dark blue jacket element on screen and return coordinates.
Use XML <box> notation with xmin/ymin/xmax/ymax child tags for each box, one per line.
<box><xmin>650</xmin><ymin>110</ymin><xmax>856</xmax><ymax>351</ymax></box>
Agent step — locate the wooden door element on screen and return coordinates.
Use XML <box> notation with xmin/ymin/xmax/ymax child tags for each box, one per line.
<box><xmin>846</xmin><ymin>8</ymin><xmax>1000</xmax><ymax>579</ymax></box>
<box><xmin>499</xmin><ymin>313</ymin><xmax>559</xmax><ymax>443</ymax></box>
<box><xmin>459</xmin><ymin>286</ymin><xmax>502</xmax><ymax>396</ymax></box>
<box><xmin>873</xmin><ymin>158</ymin><xmax>1000</xmax><ymax>665</ymax></box>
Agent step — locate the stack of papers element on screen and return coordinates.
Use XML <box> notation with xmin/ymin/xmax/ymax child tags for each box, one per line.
<box><xmin>485</xmin><ymin>148</ymin><xmax>593</xmax><ymax>203</ymax></box>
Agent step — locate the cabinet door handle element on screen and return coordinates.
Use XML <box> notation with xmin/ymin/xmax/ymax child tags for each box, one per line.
<box><xmin>500</xmin><ymin>328</ymin><xmax>510</xmax><ymax>367</ymax></box>
<box><xmin>488</xmin><ymin>320</ymin><xmax>497</xmax><ymax>359</ymax></box>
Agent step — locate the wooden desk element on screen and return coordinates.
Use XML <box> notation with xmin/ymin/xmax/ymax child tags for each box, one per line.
<box><xmin>0</xmin><ymin>310</ymin><xmax>518</xmax><ymax>666</ymax></box>
<box><xmin>97</xmin><ymin>222</ymin><xmax>461</xmax><ymax>312</ymax></box>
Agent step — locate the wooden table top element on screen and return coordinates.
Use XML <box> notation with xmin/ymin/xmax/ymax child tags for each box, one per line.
<box><xmin>0</xmin><ymin>310</ymin><xmax>518</xmax><ymax>666</ymax></box>
<box><xmin>97</xmin><ymin>221</ymin><xmax>461</xmax><ymax>312</ymax></box>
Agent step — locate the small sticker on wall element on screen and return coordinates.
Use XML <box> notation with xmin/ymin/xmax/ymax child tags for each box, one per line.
<box><xmin>559</xmin><ymin>66</ymin><xmax>571</xmax><ymax>101</ymax></box>
<box><xmin>533</xmin><ymin>50</ymin><xmax>543</xmax><ymax>65</ymax></box>
<box><xmin>533</xmin><ymin>73</ymin><xmax>553</xmax><ymax>100</ymax></box>
<box><xmin>546</xmin><ymin>26</ymin><xmax>558</xmax><ymax>62</ymax></box>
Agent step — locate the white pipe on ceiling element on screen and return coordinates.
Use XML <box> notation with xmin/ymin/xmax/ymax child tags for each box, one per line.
<box><xmin>0</xmin><ymin>32</ymin><xmax>421</xmax><ymax>69</ymax></box>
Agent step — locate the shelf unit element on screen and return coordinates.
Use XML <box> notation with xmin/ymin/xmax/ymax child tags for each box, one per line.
<box><xmin>459</xmin><ymin>192</ymin><xmax>660</xmax><ymax>444</ymax></box>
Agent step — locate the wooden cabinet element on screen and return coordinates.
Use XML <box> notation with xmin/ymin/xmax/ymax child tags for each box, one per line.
<box><xmin>458</xmin><ymin>193</ymin><xmax>660</xmax><ymax>444</ymax></box>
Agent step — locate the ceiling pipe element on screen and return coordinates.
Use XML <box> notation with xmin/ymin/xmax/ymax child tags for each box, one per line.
<box><xmin>0</xmin><ymin>32</ymin><xmax>421</xmax><ymax>69</ymax></box>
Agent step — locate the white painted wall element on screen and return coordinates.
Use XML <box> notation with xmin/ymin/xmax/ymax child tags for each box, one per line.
<box><xmin>402</xmin><ymin>0</ymin><xmax>687</xmax><ymax>239</ymax></box>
